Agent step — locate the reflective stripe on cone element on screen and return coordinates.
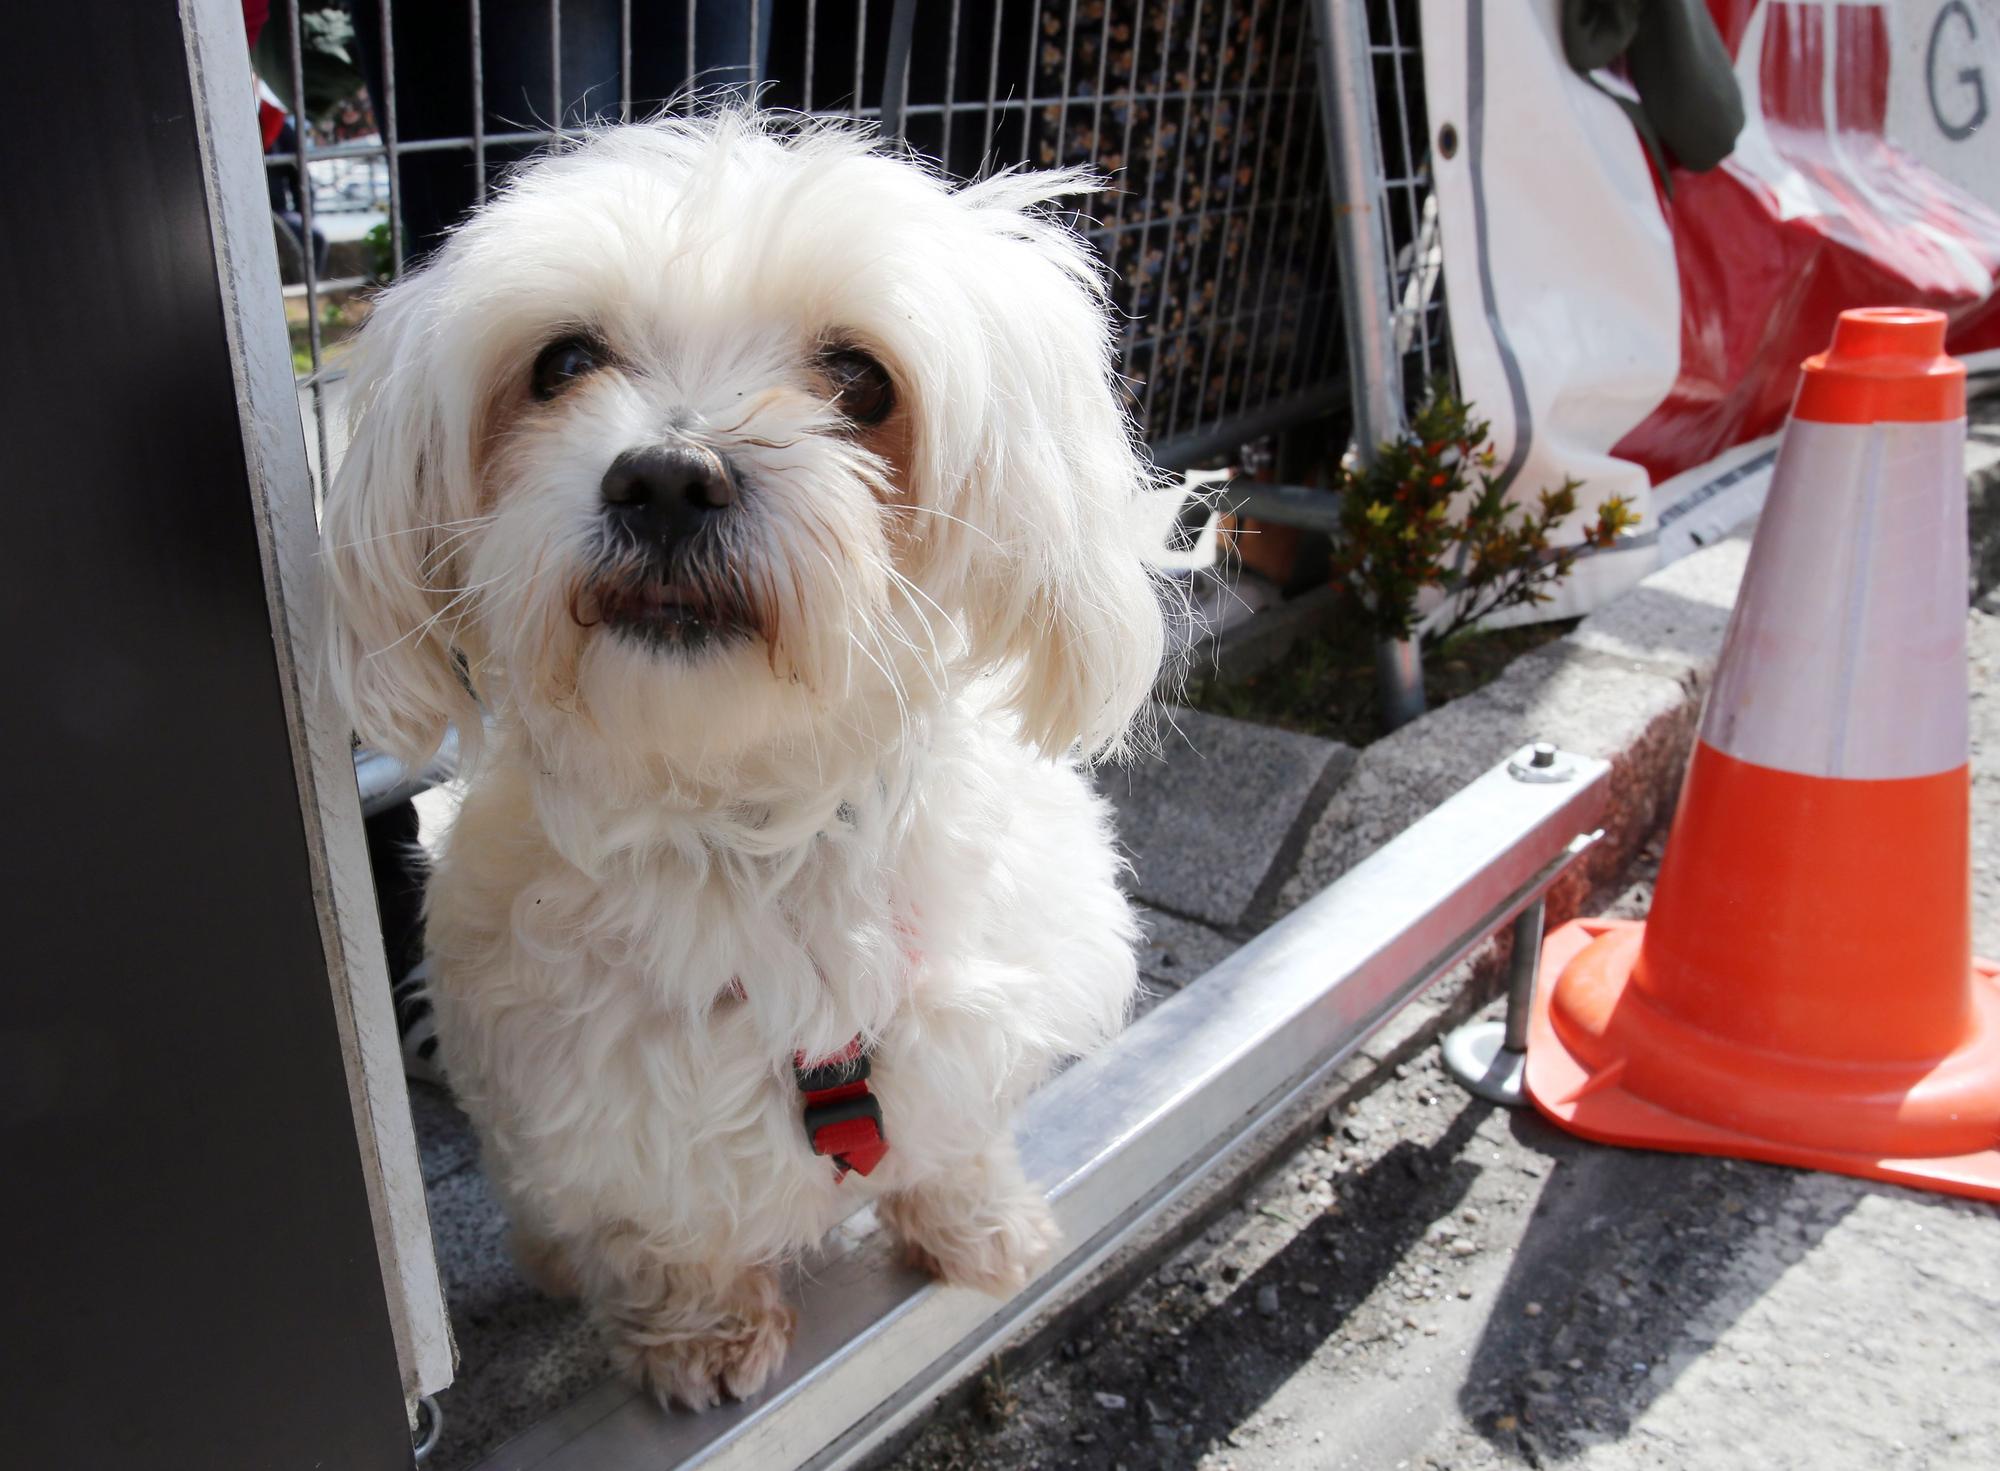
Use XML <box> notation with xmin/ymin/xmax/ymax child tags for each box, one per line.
<box><xmin>1701</xmin><ymin>419</ymin><xmax>1968</xmax><ymax>781</ymax></box>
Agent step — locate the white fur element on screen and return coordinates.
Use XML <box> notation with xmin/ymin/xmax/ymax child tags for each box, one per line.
<box><xmin>320</xmin><ymin>111</ymin><xmax>1165</xmax><ymax>1409</ymax></box>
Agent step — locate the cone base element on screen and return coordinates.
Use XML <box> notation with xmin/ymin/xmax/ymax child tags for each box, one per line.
<box><xmin>1525</xmin><ymin>919</ymin><xmax>2000</xmax><ymax>1204</ymax></box>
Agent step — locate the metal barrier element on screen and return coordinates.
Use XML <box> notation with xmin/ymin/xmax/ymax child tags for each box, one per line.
<box><xmin>260</xmin><ymin>0</ymin><xmax>1441</xmax><ymax>494</ymax></box>
<box><xmin>462</xmin><ymin>744</ymin><xmax>1606</xmax><ymax>1469</ymax></box>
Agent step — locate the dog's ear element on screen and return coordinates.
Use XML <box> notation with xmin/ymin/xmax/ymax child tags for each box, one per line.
<box><xmin>954</xmin><ymin>172</ymin><xmax>1167</xmax><ymax>763</ymax></box>
<box><xmin>319</xmin><ymin>274</ymin><xmax>484</xmax><ymax>768</ymax></box>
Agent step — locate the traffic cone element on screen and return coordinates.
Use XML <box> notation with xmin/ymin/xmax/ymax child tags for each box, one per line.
<box><xmin>1524</xmin><ymin>307</ymin><xmax>2000</xmax><ymax>1202</ymax></box>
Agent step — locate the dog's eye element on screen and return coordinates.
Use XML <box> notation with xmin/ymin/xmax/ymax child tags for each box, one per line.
<box><xmin>532</xmin><ymin>335</ymin><xmax>604</xmax><ymax>401</ymax></box>
<box><xmin>821</xmin><ymin>349</ymin><xmax>895</xmax><ymax>427</ymax></box>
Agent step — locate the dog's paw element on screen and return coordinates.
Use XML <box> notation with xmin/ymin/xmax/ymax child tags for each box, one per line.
<box><xmin>611</xmin><ymin>1275</ymin><xmax>796</xmax><ymax>1412</ymax></box>
<box><xmin>509</xmin><ymin>1228</ymin><xmax>582</xmax><ymax>1299</ymax></box>
<box><xmin>881</xmin><ymin>1178</ymin><xmax>1060</xmax><ymax>1298</ymax></box>
<box><xmin>618</xmin><ymin>1313</ymin><xmax>795</xmax><ymax>1411</ymax></box>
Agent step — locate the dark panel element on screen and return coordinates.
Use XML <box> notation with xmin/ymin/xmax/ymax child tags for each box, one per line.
<box><xmin>0</xmin><ymin>4</ymin><xmax>411</xmax><ymax>1468</ymax></box>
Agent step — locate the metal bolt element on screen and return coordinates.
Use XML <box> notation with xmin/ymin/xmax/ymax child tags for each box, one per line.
<box><xmin>1509</xmin><ymin>742</ymin><xmax>1575</xmax><ymax>784</ymax></box>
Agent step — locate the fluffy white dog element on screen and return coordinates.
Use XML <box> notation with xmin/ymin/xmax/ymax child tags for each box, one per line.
<box><xmin>321</xmin><ymin>112</ymin><xmax>1168</xmax><ymax>1409</ymax></box>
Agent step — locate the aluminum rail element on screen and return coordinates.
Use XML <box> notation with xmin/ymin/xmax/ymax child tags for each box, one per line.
<box><xmin>469</xmin><ymin>744</ymin><xmax>1610</xmax><ymax>1471</ymax></box>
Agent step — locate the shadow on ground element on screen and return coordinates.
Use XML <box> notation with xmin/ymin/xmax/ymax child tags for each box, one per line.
<box><xmin>1046</xmin><ymin>1106</ymin><xmax>1495</xmax><ymax>1469</ymax></box>
<box><xmin>1455</xmin><ymin>1111</ymin><xmax>1853</xmax><ymax>1463</ymax></box>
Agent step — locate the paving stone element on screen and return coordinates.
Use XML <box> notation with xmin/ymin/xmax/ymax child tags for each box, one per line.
<box><xmin>422</xmin><ymin>1161</ymin><xmax>606</xmax><ymax>1470</ymax></box>
<box><xmin>1101</xmin><ymin>708</ymin><xmax>1355</xmax><ymax>930</ymax></box>
<box><xmin>1130</xmin><ymin>905</ymin><xmax>1242</xmax><ymax>1021</ymax></box>
<box><xmin>1132</xmin><ymin>905</ymin><xmax>1241</xmax><ymax>994</ymax></box>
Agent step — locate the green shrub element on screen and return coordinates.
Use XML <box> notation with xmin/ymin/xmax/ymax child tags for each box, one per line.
<box><xmin>1332</xmin><ymin>386</ymin><xmax>1639</xmax><ymax>645</ymax></box>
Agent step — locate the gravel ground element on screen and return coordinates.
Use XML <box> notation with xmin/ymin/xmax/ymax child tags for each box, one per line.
<box><xmin>885</xmin><ymin>608</ymin><xmax>2000</xmax><ymax>1471</ymax></box>
<box><xmin>886</xmin><ymin>908</ymin><xmax>2000</xmax><ymax>1471</ymax></box>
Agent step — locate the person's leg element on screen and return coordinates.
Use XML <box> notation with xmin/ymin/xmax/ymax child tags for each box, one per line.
<box><xmin>364</xmin><ymin>798</ymin><xmax>442</xmax><ymax>1082</ymax></box>
<box><xmin>345</xmin><ymin>1</ymin><xmax>476</xmax><ymax>262</ymax></box>
<box><xmin>348</xmin><ymin>1</ymin><xmax>629</xmax><ymax>261</ymax></box>
<box><xmin>364</xmin><ymin>798</ymin><xmax>427</xmax><ymax>983</ymax></box>
<box><xmin>630</xmin><ymin>0</ymin><xmax>774</xmax><ymax>112</ymax></box>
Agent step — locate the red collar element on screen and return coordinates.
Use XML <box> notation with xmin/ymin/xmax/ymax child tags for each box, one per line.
<box><xmin>794</xmin><ymin>1036</ymin><xmax>887</xmax><ymax>1180</ymax></box>
<box><xmin>722</xmin><ymin>982</ymin><xmax>887</xmax><ymax>1179</ymax></box>
<box><xmin>722</xmin><ymin>910</ymin><xmax>919</xmax><ymax>1183</ymax></box>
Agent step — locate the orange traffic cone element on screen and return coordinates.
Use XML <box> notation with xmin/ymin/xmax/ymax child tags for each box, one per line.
<box><xmin>1525</xmin><ymin>307</ymin><xmax>2000</xmax><ymax>1202</ymax></box>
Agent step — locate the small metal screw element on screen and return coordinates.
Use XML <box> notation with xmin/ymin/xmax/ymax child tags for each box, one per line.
<box><xmin>1508</xmin><ymin>742</ymin><xmax>1575</xmax><ymax>784</ymax></box>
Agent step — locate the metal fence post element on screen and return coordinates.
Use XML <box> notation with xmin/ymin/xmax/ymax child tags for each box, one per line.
<box><xmin>1311</xmin><ymin>0</ymin><xmax>1404</xmax><ymax>455</ymax></box>
<box><xmin>1310</xmin><ymin>0</ymin><xmax>1425</xmax><ymax>729</ymax></box>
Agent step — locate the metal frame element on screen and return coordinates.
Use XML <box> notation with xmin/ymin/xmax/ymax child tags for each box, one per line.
<box><xmin>1313</xmin><ymin>0</ymin><xmax>1404</xmax><ymax>462</ymax></box>
<box><xmin>1372</xmin><ymin>0</ymin><xmax>1450</xmax><ymax>390</ymax></box>
<box><xmin>467</xmin><ymin>745</ymin><xmax>1608</xmax><ymax>1470</ymax></box>
<box><xmin>189</xmin><ymin>0</ymin><xmax>455</xmax><ymax>1406</ymax></box>
<box><xmin>264</xmin><ymin>1</ymin><xmax>1389</xmax><ymax>498</ymax></box>
<box><xmin>1310</xmin><ymin>0</ymin><xmax>1438</xmax><ymax>728</ymax></box>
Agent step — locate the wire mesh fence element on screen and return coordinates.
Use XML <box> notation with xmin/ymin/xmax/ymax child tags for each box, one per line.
<box><xmin>1367</xmin><ymin>0</ymin><xmax>1447</xmax><ymax>402</ymax></box>
<box><xmin>256</xmin><ymin>1</ymin><xmax>1441</xmax><ymax>495</ymax></box>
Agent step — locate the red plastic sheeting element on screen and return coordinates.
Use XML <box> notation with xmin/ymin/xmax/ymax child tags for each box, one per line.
<box><xmin>1613</xmin><ymin>1</ymin><xmax>2000</xmax><ymax>484</ymax></box>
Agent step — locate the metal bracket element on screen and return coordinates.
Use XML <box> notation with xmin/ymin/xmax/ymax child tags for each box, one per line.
<box><xmin>1445</xmin><ymin>741</ymin><xmax>1603</xmax><ymax>1105</ymax></box>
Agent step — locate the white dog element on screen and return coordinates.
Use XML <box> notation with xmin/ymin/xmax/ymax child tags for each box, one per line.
<box><xmin>321</xmin><ymin>112</ymin><xmax>1168</xmax><ymax>1409</ymax></box>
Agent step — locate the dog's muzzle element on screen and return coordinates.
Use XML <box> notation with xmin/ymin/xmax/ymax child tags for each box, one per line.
<box><xmin>593</xmin><ymin>444</ymin><xmax>752</xmax><ymax>648</ymax></box>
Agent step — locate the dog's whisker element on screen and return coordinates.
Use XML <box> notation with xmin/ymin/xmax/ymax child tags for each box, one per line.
<box><xmin>366</xmin><ymin>566</ymin><xmax>510</xmax><ymax>661</ymax></box>
<box><xmin>843</xmin><ymin>623</ymin><xmax>909</xmax><ymax>732</ymax></box>
<box><xmin>327</xmin><ymin>514</ymin><xmax>499</xmax><ymax>555</ymax></box>
<box><xmin>881</xmin><ymin>566</ymin><xmax>955</xmax><ymax>691</ymax></box>
<box><xmin>418</xmin><ymin>522</ymin><xmax>496</xmax><ymax>578</ymax></box>
<box><xmin>899</xmin><ymin>502</ymin><xmax>1002</xmax><ymax>549</ymax></box>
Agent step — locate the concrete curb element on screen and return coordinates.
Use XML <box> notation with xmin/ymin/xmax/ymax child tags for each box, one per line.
<box><xmin>1273</xmin><ymin>529</ymin><xmax>1749</xmax><ymax>933</ymax></box>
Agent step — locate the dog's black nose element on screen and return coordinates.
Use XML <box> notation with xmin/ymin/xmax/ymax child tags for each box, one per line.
<box><xmin>601</xmin><ymin>445</ymin><xmax>736</xmax><ymax>546</ymax></box>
